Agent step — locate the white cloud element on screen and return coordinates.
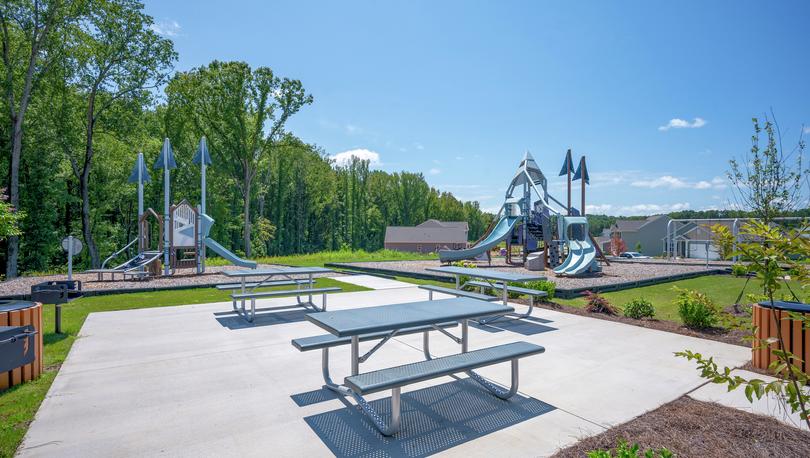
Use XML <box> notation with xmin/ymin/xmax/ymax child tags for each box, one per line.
<box><xmin>804</xmin><ymin>126</ymin><xmax>810</xmax><ymax>134</ymax></box>
<box><xmin>345</xmin><ymin>124</ymin><xmax>360</xmax><ymax>135</ymax></box>
<box><xmin>150</xmin><ymin>19</ymin><xmax>181</xmax><ymax>37</ymax></box>
<box><xmin>330</xmin><ymin>148</ymin><xmax>381</xmax><ymax>167</ymax></box>
<box><xmin>429</xmin><ymin>168</ymin><xmax>441</xmax><ymax>175</ymax></box>
<box><xmin>658</xmin><ymin>117</ymin><xmax>707</xmax><ymax>131</ymax></box>
<box><xmin>455</xmin><ymin>156</ymin><xmax>464</xmax><ymax>160</ymax></box>
<box><xmin>586</xmin><ymin>202</ymin><xmax>691</xmax><ymax>216</ymax></box>
<box><xmin>631</xmin><ymin>175</ymin><xmax>690</xmax><ymax>189</ymax></box>
<box><xmin>631</xmin><ymin>175</ymin><xmax>726</xmax><ymax>190</ymax></box>
<box><xmin>415</xmin><ymin>142</ymin><xmax>425</xmax><ymax>150</ymax></box>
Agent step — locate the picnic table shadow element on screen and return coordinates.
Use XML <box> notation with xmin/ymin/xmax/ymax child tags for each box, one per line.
<box><xmin>295</xmin><ymin>377</ymin><xmax>555</xmax><ymax>457</ymax></box>
<box><xmin>470</xmin><ymin>315</ymin><xmax>558</xmax><ymax>336</ymax></box>
<box><xmin>213</xmin><ymin>305</ymin><xmax>312</xmax><ymax>330</ymax></box>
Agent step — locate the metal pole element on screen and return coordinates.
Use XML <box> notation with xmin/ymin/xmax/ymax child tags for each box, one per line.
<box><xmin>566</xmin><ymin>150</ymin><xmax>572</xmax><ymax>215</ymax></box>
<box><xmin>67</xmin><ymin>235</ymin><xmax>73</xmax><ymax>282</ymax></box>
<box><xmin>580</xmin><ymin>156</ymin><xmax>586</xmax><ymax>216</ymax></box>
<box><xmin>163</xmin><ymin>141</ymin><xmax>170</xmax><ymax>276</ymax></box>
<box><xmin>137</xmin><ymin>152</ymin><xmax>144</xmax><ymax>252</ymax></box>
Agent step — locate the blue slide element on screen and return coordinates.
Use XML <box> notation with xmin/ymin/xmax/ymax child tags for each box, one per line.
<box><xmin>439</xmin><ymin>216</ymin><xmax>519</xmax><ymax>263</ymax></box>
<box><xmin>204</xmin><ymin>237</ymin><xmax>257</xmax><ymax>269</ymax></box>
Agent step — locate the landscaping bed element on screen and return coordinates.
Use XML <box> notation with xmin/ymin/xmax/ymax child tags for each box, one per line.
<box><xmin>517</xmin><ymin>298</ymin><xmax>749</xmax><ymax>347</ymax></box>
<box><xmin>553</xmin><ymin>396</ymin><xmax>810</xmax><ymax>457</ymax></box>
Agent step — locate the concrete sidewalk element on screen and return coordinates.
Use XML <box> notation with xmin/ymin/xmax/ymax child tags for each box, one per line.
<box><xmin>19</xmin><ymin>287</ymin><xmax>750</xmax><ymax>457</ymax></box>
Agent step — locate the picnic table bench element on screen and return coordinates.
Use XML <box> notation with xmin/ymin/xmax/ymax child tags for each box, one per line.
<box><xmin>293</xmin><ymin>297</ymin><xmax>545</xmax><ymax>435</ymax></box>
<box><xmin>222</xmin><ymin>267</ymin><xmax>339</xmax><ymax>322</ymax></box>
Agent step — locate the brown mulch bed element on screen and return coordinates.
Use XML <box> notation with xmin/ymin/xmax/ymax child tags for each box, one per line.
<box><xmin>553</xmin><ymin>396</ymin><xmax>810</xmax><ymax>457</ymax></box>
<box><xmin>515</xmin><ymin>298</ymin><xmax>750</xmax><ymax>347</ymax></box>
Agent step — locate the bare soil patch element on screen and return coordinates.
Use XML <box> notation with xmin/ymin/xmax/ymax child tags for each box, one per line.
<box><xmin>553</xmin><ymin>396</ymin><xmax>810</xmax><ymax>457</ymax></box>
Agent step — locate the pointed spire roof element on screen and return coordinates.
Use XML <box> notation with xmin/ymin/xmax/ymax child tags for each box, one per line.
<box><xmin>572</xmin><ymin>156</ymin><xmax>589</xmax><ymax>184</ymax></box>
<box><xmin>153</xmin><ymin>138</ymin><xmax>177</xmax><ymax>170</ymax></box>
<box><xmin>192</xmin><ymin>136</ymin><xmax>212</xmax><ymax>166</ymax></box>
<box><xmin>128</xmin><ymin>153</ymin><xmax>151</xmax><ymax>184</ymax></box>
<box><xmin>558</xmin><ymin>149</ymin><xmax>574</xmax><ymax>176</ymax></box>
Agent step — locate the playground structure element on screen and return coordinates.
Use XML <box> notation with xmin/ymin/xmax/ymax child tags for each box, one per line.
<box><xmin>91</xmin><ymin>137</ymin><xmax>256</xmax><ymax>280</ymax></box>
<box><xmin>439</xmin><ymin>151</ymin><xmax>606</xmax><ymax>276</ymax></box>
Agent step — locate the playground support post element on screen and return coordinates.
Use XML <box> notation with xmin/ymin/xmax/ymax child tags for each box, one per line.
<box><xmin>137</xmin><ymin>152</ymin><xmax>144</xmax><ymax>250</ymax></box>
<box><xmin>580</xmin><ymin>156</ymin><xmax>586</xmax><ymax>216</ymax></box>
<box><xmin>162</xmin><ymin>140</ymin><xmax>171</xmax><ymax>276</ymax></box>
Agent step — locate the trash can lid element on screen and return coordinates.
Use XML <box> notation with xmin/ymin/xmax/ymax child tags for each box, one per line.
<box><xmin>0</xmin><ymin>300</ymin><xmax>38</xmax><ymax>312</ymax></box>
<box><xmin>757</xmin><ymin>301</ymin><xmax>810</xmax><ymax>313</ymax></box>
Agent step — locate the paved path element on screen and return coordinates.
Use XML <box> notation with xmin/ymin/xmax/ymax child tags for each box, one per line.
<box><xmin>20</xmin><ymin>287</ymin><xmax>750</xmax><ymax>457</ymax></box>
<box><xmin>331</xmin><ymin>274</ymin><xmax>415</xmax><ymax>290</ymax></box>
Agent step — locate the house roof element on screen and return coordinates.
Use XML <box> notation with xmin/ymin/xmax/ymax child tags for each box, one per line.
<box><xmin>612</xmin><ymin>215</ymin><xmax>669</xmax><ymax>233</ymax></box>
<box><xmin>417</xmin><ymin>219</ymin><xmax>469</xmax><ymax>230</ymax></box>
<box><xmin>385</xmin><ymin>220</ymin><xmax>469</xmax><ymax>244</ymax></box>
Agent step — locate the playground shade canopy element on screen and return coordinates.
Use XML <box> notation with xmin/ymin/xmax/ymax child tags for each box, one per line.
<box><xmin>439</xmin><ymin>216</ymin><xmax>518</xmax><ymax>263</ymax></box>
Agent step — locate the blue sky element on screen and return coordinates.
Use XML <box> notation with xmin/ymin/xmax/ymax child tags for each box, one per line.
<box><xmin>144</xmin><ymin>1</ymin><xmax>810</xmax><ymax>215</ymax></box>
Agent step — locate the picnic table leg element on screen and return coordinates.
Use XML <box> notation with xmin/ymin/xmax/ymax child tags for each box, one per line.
<box><xmin>461</xmin><ymin>319</ymin><xmax>468</xmax><ymax>353</ymax></box>
<box><xmin>308</xmin><ymin>273</ymin><xmax>313</xmax><ymax>305</ymax></box>
<box><xmin>501</xmin><ymin>283</ymin><xmax>508</xmax><ymax>305</ymax></box>
<box><xmin>351</xmin><ymin>336</ymin><xmax>360</xmax><ymax>375</ymax></box>
<box><xmin>454</xmin><ymin>275</ymin><xmax>460</xmax><ymax>289</ymax></box>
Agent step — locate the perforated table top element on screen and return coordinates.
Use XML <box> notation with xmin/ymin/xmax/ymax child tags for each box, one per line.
<box><xmin>306</xmin><ymin>297</ymin><xmax>513</xmax><ymax>337</ymax></box>
<box><xmin>222</xmin><ymin>267</ymin><xmax>333</xmax><ymax>277</ymax></box>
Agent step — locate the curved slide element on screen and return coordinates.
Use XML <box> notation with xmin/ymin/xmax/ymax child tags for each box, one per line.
<box><xmin>439</xmin><ymin>216</ymin><xmax>519</xmax><ymax>263</ymax></box>
<box><xmin>553</xmin><ymin>238</ymin><xmax>596</xmax><ymax>275</ymax></box>
<box><xmin>204</xmin><ymin>237</ymin><xmax>257</xmax><ymax>269</ymax></box>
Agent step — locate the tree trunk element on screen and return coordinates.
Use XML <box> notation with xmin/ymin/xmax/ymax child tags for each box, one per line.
<box><xmin>243</xmin><ymin>167</ymin><xmax>252</xmax><ymax>258</ymax></box>
<box><xmin>5</xmin><ymin>117</ymin><xmax>23</xmax><ymax>278</ymax></box>
<box><xmin>80</xmin><ymin>97</ymin><xmax>99</xmax><ymax>267</ymax></box>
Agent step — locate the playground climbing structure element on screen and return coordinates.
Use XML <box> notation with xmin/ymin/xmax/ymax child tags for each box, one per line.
<box><xmin>439</xmin><ymin>151</ymin><xmax>604</xmax><ymax>276</ymax></box>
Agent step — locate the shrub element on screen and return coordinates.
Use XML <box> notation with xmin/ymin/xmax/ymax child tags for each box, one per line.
<box><xmin>674</xmin><ymin>287</ymin><xmax>718</xmax><ymax>328</ymax></box>
<box><xmin>523</xmin><ymin>279</ymin><xmax>556</xmax><ymax>301</ymax></box>
<box><xmin>731</xmin><ymin>263</ymin><xmax>748</xmax><ymax>277</ymax></box>
<box><xmin>587</xmin><ymin>440</ymin><xmax>673</xmax><ymax>458</ymax></box>
<box><xmin>584</xmin><ymin>291</ymin><xmax>618</xmax><ymax>315</ymax></box>
<box><xmin>622</xmin><ymin>298</ymin><xmax>655</xmax><ymax>319</ymax></box>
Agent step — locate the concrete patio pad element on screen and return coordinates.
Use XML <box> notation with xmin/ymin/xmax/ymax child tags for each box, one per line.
<box><xmin>19</xmin><ymin>287</ymin><xmax>750</xmax><ymax>457</ymax></box>
<box><xmin>331</xmin><ymin>274</ymin><xmax>415</xmax><ymax>290</ymax></box>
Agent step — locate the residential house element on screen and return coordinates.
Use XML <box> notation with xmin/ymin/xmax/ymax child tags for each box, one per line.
<box><xmin>384</xmin><ymin>220</ymin><xmax>469</xmax><ymax>253</ymax></box>
<box><xmin>609</xmin><ymin>215</ymin><xmax>671</xmax><ymax>256</ymax></box>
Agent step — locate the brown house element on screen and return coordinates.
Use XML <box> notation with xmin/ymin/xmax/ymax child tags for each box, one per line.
<box><xmin>384</xmin><ymin>220</ymin><xmax>469</xmax><ymax>253</ymax></box>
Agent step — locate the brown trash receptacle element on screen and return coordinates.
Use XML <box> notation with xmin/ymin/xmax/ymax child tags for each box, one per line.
<box><xmin>0</xmin><ymin>300</ymin><xmax>43</xmax><ymax>390</ymax></box>
<box><xmin>752</xmin><ymin>301</ymin><xmax>809</xmax><ymax>373</ymax></box>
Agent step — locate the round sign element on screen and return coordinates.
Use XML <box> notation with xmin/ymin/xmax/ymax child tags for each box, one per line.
<box><xmin>61</xmin><ymin>236</ymin><xmax>83</xmax><ymax>254</ymax></box>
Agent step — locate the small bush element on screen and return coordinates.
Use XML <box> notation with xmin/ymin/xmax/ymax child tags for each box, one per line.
<box><xmin>731</xmin><ymin>263</ymin><xmax>748</xmax><ymax>277</ymax></box>
<box><xmin>587</xmin><ymin>440</ymin><xmax>673</xmax><ymax>458</ymax></box>
<box><xmin>523</xmin><ymin>279</ymin><xmax>556</xmax><ymax>301</ymax></box>
<box><xmin>674</xmin><ymin>287</ymin><xmax>718</xmax><ymax>328</ymax></box>
<box><xmin>623</xmin><ymin>298</ymin><xmax>655</xmax><ymax>319</ymax></box>
<box><xmin>584</xmin><ymin>291</ymin><xmax>618</xmax><ymax>315</ymax></box>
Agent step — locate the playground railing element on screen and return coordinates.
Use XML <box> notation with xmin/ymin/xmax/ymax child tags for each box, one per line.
<box><xmin>100</xmin><ymin>238</ymin><xmax>138</xmax><ymax>269</ymax></box>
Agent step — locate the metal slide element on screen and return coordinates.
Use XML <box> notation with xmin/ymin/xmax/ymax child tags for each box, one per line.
<box><xmin>439</xmin><ymin>216</ymin><xmax>519</xmax><ymax>263</ymax></box>
<box><xmin>553</xmin><ymin>238</ymin><xmax>597</xmax><ymax>276</ymax></box>
<box><xmin>204</xmin><ymin>237</ymin><xmax>258</xmax><ymax>269</ymax></box>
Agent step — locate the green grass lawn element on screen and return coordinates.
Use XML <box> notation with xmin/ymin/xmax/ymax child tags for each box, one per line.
<box><xmin>555</xmin><ymin>275</ymin><xmax>799</xmax><ymax>323</ymax></box>
<box><xmin>206</xmin><ymin>248</ymin><xmax>436</xmax><ymax>268</ymax></box>
<box><xmin>0</xmin><ymin>277</ymin><xmax>367</xmax><ymax>458</ymax></box>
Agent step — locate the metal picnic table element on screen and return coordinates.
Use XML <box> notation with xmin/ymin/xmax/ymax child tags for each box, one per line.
<box><xmin>425</xmin><ymin>265</ymin><xmax>545</xmax><ymax>304</ymax></box>
<box><xmin>222</xmin><ymin>267</ymin><xmax>333</xmax><ymax>321</ymax></box>
<box><xmin>304</xmin><ymin>297</ymin><xmax>517</xmax><ymax>433</ymax></box>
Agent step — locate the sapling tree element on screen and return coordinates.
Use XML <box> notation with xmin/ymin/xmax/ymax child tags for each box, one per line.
<box><xmin>677</xmin><ymin>221</ymin><xmax>810</xmax><ymax>429</ymax></box>
<box><xmin>727</xmin><ymin>116</ymin><xmax>807</xmax><ymax>223</ymax></box>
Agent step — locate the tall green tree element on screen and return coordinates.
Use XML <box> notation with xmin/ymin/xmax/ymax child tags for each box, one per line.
<box><xmin>1</xmin><ymin>0</ymin><xmax>84</xmax><ymax>277</ymax></box>
<box><xmin>62</xmin><ymin>0</ymin><xmax>175</xmax><ymax>267</ymax></box>
<box><xmin>166</xmin><ymin>61</ymin><xmax>312</xmax><ymax>256</ymax></box>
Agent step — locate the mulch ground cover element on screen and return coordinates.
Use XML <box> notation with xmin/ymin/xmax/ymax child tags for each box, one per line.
<box><xmin>516</xmin><ymin>298</ymin><xmax>750</xmax><ymax>347</ymax></box>
<box><xmin>553</xmin><ymin>396</ymin><xmax>810</xmax><ymax>457</ymax></box>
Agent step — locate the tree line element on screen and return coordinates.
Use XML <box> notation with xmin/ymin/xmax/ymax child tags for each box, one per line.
<box><xmin>0</xmin><ymin>0</ymin><xmax>492</xmax><ymax>277</ymax></box>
